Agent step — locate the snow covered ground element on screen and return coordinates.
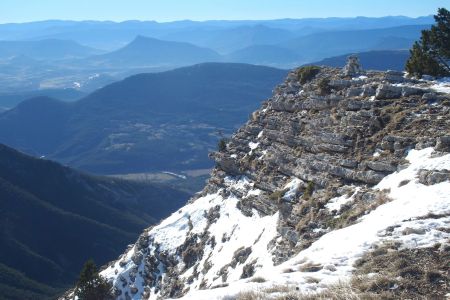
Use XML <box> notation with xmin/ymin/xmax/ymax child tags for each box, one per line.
<box><xmin>173</xmin><ymin>147</ymin><xmax>450</xmax><ymax>299</ymax></box>
<box><xmin>101</xmin><ymin>147</ymin><xmax>449</xmax><ymax>300</ymax></box>
<box><xmin>429</xmin><ymin>77</ymin><xmax>450</xmax><ymax>94</ymax></box>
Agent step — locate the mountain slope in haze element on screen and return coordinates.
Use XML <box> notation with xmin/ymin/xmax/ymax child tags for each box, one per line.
<box><xmin>0</xmin><ymin>17</ymin><xmax>433</xmax><ymax>50</ymax></box>
<box><xmin>0</xmin><ymin>63</ymin><xmax>287</xmax><ymax>174</ymax></box>
<box><xmin>0</xmin><ymin>39</ymin><xmax>101</xmax><ymax>60</ymax></box>
<box><xmin>0</xmin><ymin>144</ymin><xmax>190</xmax><ymax>299</ymax></box>
<box><xmin>226</xmin><ymin>45</ymin><xmax>301</xmax><ymax>67</ymax></box>
<box><xmin>85</xmin><ymin>35</ymin><xmax>222</xmax><ymax>67</ymax></box>
<box><xmin>0</xmin><ymin>88</ymin><xmax>85</xmax><ymax>109</ymax></box>
<box><xmin>280</xmin><ymin>25</ymin><xmax>430</xmax><ymax>62</ymax></box>
<box><xmin>311</xmin><ymin>50</ymin><xmax>410</xmax><ymax>71</ymax></box>
<box><xmin>0</xmin><ymin>20</ymin><xmax>433</xmax><ymax>93</ymax></box>
<box><xmin>162</xmin><ymin>25</ymin><xmax>296</xmax><ymax>54</ymax></box>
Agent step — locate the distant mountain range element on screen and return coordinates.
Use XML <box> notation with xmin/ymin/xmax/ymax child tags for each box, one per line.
<box><xmin>0</xmin><ymin>63</ymin><xmax>287</xmax><ymax>174</ymax></box>
<box><xmin>225</xmin><ymin>45</ymin><xmax>301</xmax><ymax>67</ymax></box>
<box><xmin>4</xmin><ymin>24</ymin><xmax>424</xmax><ymax>67</ymax></box>
<box><xmin>0</xmin><ymin>143</ymin><xmax>190</xmax><ymax>299</ymax></box>
<box><xmin>0</xmin><ymin>17</ymin><xmax>433</xmax><ymax>50</ymax></box>
<box><xmin>0</xmin><ymin>88</ymin><xmax>85</xmax><ymax>109</ymax></box>
<box><xmin>85</xmin><ymin>35</ymin><xmax>221</xmax><ymax>67</ymax></box>
<box><xmin>311</xmin><ymin>50</ymin><xmax>411</xmax><ymax>71</ymax></box>
<box><xmin>279</xmin><ymin>25</ymin><xmax>427</xmax><ymax>62</ymax></box>
<box><xmin>0</xmin><ymin>17</ymin><xmax>431</xmax><ymax>94</ymax></box>
<box><xmin>162</xmin><ymin>24</ymin><xmax>297</xmax><ymax>54</ymax></box>
<box><xmin>0</xmin><ymin>39</ymin><xmax>102</xmax><ymax>61</ymax></box>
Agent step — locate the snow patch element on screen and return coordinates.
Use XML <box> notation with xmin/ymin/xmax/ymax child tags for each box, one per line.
<box><xmin>353</xmin><ymin>75</ymin><xmax>368</xmax><ymax>81</ymax></box>
<box><xmin>429</xmin><ymin>77</ymin><xmax>450</xmax><ymax>94</ymax></box>
<box><xmin>373</xmin><ymin>148</ymin><xmax>382</xmax><ymax>157</ymax></box>
<box><xmin>325</xmin><ymin>187</ymin><xmax>360</xmax><ymax>211</ymax></box>
<box><xmin>282</xmin><ymin>178</ymin><xmax>303</xmax><ymax>201</ymax></box>
<box><xmin>249</xmin><ymin>142</ymin><xmax>259</xmax><ymax>150</ymax></box>
<box><xmin>162</xmin><ymin>171</ymin><xmax>187</xmax><ymax>179</ymax></box>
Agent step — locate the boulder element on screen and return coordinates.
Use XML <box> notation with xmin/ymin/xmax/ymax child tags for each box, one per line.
<box><xmin>367</xmin><ymin>161</ymin><xmax>397</xmax><ymax>173</ymax></box>
<box><xmin>354</xmin><ymin>170</ymin><xmax>386</xmax><ymax>184</ymax></box>
<box><xmin>384</xmin><ymin>70</ymin><xmax>406</xmax><ymax>83</ymax></box>
<box><xmin>130</xmin><ymin>284</ymin><xmax>139</xmax><ymax>294</ymax></box>
<box><xmin>375</xmin><ymin>84</ymin><xmax>402</xmax><ymax>99</ymax></box>
<box><xmin>422</xmin><ymin>92</ymin><xmax>437</xmax><ymax>101</ymax></box>
<box><xmin>340</xmin><ymin>159</ymin><xmax>358</xmax><ymax>168</ymax></box>
<box><xmin>402</xmin><ymin>227</ymin><xmax>426</xmax><ymax>235</ymax></box>
<box><xmin>210</xmin><ymin>152</ymin><xmax>241</xmax><ymax>175</ymax></box>
<box><xmin>361</xmin><ymin>85</ymin><xmax>376</xmax><ymax>97</ymax></box>
<box><xmin>131</xmin><ymin>251</ymin><xmax>144</xmax><ymax>266</ymax></box>
<box><xmin>418</xmin><ymin>169</ymin><xmax>450</xmax><ymax>185</ymax></box>
<box><xmin>329</xmin><ymin>79</ymin><xmax>352</xmax><ymax>89</ymax></box>
<box><xmin>436</xmin><ymin>136</ymin><xmax>450</xmax><ymax>152</ymax></box>
<box><xmin>346</xmin><ymin>87</ymin><xmax>363</xmax><ymax>97</ymax></box>
<box><xmin>402</xmin><ymin>86</ymin><xmax>424</xmax><ymax>97</ymax></box>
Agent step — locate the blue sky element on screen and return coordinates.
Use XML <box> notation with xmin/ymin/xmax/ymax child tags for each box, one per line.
<box><xmin>0</xmin><ymin>0</ymin><xmax>448</xmax><ymax>23</ymax></box>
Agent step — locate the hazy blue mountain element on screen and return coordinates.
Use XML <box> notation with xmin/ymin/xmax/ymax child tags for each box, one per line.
<box><xmin>222</xmin><ymin>25</ymin><xmax>424</xmax><ymax>68</ymax></box>
<box><xmin>0</xmin><ymin>143</ymin><xmax>190</xmax><ymax>299</ymax></box>
<box><xmin>0</xmin><ymin>88</ymin><xmax>85</xmax><ymax>109</ymax></box>
<box><xmin>280</xmin><ymin>25</ymin><xmax>430</xmax><ymax>62</ymax></box>
<box><xmin>0</xmin><ymin>39</ymin><xmax>102</xmax><ymax>60</ymax></box>
<box><xmin>0</xmin><ymin>19</ymin><xmax>432</xmax><ymax>94</ymax></box>
<box><xmin>310</xmin><ymin>50</ymin><xmax>410</xmax><ymax>71</ymax></box>
<box><xmin>84</xmin><ymin>35</ymin><xmax>222</xmax><ymax>67</ymax></box>
<box><xmin>370</xmin><ymin>36</ymin><xmax>417</xmax><ymax>50</ymax></box>
<box><xmin>162</xmin><ymin>25</ymin><xmax>296</xmax><ymax>54</ymax></box>
<box><xmin>0</xmin><ymin>16</ymin><xmax>433</xmax><ymax>49</ymax></box>
<box><xmin>226</xmin><ymin>45</ymin><xmax>301</xmax><ymax>67</ymax></box>
<box><xmin>0</xmin><ymin>56</ymin><xmax>120</xmax><ymax>94</ymax></box>
<box><xmin>263</xmin><ymin>15</ymin><xmax>434</xmax><ymax>31</ymax></box>
<box><xmin>0</xmin><ymin>63</ymin><xmax>287</xmax><ymax>174</ymax></box>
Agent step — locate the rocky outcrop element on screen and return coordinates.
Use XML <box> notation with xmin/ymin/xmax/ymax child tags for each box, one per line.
<box><xmin>418</xmin><ymin>169</ymin><xmax>450</xmax><ymax>185</ymax></box>
<box><xmin>79</xmin><ymin>66</ymin><xmax>450</xmax><ymax>300</ymax></box>
<box><xmin>343</xmin><ymin>55</ymin><xmax>363</xmax><ymax>77</ymax></box>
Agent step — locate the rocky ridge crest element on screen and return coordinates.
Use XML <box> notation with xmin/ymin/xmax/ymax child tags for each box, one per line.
<box><xmin>74</xmin><ymin>65</ymin><xmax>450</xmax><ymax>300</ymax></box>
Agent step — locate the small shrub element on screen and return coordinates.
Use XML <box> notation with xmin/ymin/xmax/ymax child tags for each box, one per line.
<box><xmin>298</xmin><ymin>262</ymin><xmax>323</xmax><ymax>272</ymax></box>
<box><xmin>211</xmin><ymin>283</ymin><xmax>229</xmax><ymax>289</ymax></box>
<box><xmin>318</xmin><ymin>77</ymin><xmax>332</xmax><ymax>95</ymax></box>
<box><xmin>305</xmin><ymin>276</ymin><xmax>320</xmax><ymax>284</ymax></box>
<box><xmin>263</xmin><ymin>285</ymin><xmax>291</xmax><ymax>294</ymax></box>
<box><xmin>303</xmin><ymin>181</ymin><xmax>314</xmax><ymax>199</ymax></box>
<box><xmin>273</xmin><ymin>293</ymin><xmax>302</xmax><ymax>300</ymax></box>
<box><xmin>425</xmin><ymin>270</ymin><xmax>442</xmax><ymax>283</ymax></box>
<box><xmin>398</xmin><ymin>179</ymin><xmax>410</xmax><ymax>187</ymax></box>
<box><xmin>269</xmin><ymin>189</ymin><xmax>286</xmax><ymax>201</ymax></box>
<box><xmin>297</xmin><ymin>66</ymin><xmax>321</xmax><ymax>84</ymax></box>
<box><xmin>250</xmin><ymin>276</ymin><xmax>266</xmax><ymax>283</ymax></box>
<box><xmin>218</xmin><ymin>138</ymin><xmax>228</xmax><ymax>152</ymax></box>
<box><xmin>235</xmin><ymin>291</ymin><xmax>262</xmax><ymax>300</ymax></box>
<box><xmin>282</xmin><ymin>268</ymin><xmax>295</xmax><ymax>273</ymax></box>
<box><xmin>399</xmin><ymin>266</ymin><xmax>423</xmax><ymax>279</ymax></box>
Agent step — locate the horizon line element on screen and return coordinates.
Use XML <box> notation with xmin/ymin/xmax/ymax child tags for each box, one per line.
<box><xmin>0</xmin><ymin>14</ymin><xmax>434</xmax><ymax>25</ymax></box>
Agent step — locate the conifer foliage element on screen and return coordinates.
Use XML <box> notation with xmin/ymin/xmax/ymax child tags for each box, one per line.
<box><xmin>74</xmin><ymin>260</ymin><xmax>114</xmax><ymax>300</ymax></box>
<box><xmin>406</xmin><ymin>8</ymin><xmax>450</xmax><ymax>77</ymax></box>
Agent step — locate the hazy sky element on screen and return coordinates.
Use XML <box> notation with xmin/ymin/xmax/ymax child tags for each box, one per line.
<box><xmin>0</xmin><ymin>0</ymin><xmax>448</xmax><ymax>23</ymax></box>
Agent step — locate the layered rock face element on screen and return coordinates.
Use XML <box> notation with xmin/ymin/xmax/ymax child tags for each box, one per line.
<box><xmin>90</xmin><ymin>67</ymin><xmax>450</xmax><ymax>300</ymax></box>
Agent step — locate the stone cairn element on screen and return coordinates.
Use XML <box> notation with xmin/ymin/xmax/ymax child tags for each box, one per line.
<box><xmin>343</xmin><ymin>54</ymin><xmax>363</xmax><ymax>76</ymax></box>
